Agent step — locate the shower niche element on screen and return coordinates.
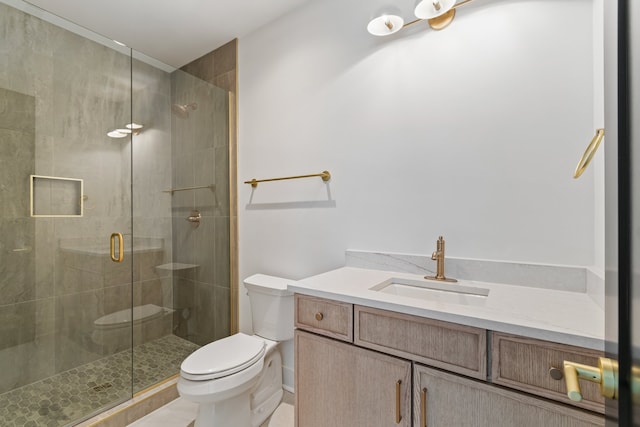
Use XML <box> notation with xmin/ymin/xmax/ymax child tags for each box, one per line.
<box><xmin>30</xmin><ymin>175</ymin><xmax>83</xmax><ymax>217</ymax></box>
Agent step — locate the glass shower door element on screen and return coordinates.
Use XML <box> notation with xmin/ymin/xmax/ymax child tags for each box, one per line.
<box><xmin>0</xmin><ymin>1</ymin><xmax>135</xmax><ymax>424</ymax></box>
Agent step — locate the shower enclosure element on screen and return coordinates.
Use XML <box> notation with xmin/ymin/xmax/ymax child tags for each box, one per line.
<box><xmin>0</xmin><ymin>1</ymin><xmax>233</xmax><ymax>425</ymax></box>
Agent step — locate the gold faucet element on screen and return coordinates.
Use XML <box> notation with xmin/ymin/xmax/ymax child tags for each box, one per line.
<box><xmin>425</xmin><ymin>236</ymin><xmax>457</xmax><ymax>283</ymax></box>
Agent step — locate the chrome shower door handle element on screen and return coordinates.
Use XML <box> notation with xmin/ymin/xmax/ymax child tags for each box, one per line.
<box><xmin>110</xmin><ymin>232</ymin><xmax>124</xmax><ymax>263</ymax></box>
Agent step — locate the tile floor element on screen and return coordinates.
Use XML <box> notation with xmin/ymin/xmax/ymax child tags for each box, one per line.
<box><xmin>127</xmin><ymin>391</ymin><xmax>294</xmax><ymax>427</ymax></box>
<box><xmin>0</xmin><ymin>335</ymin><xmax>198</xmax><ymax>427</ymax></box>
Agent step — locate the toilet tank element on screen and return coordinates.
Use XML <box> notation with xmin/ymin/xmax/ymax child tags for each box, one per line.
<box><xmin>244</xmin><ymin>274</ymin><xmax>294</xmax><ymax>341</ymax></box>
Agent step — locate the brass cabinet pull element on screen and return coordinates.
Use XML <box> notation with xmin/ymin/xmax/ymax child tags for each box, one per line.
<box><xmin>315</xmin><ymin>312</ymin><xmax>323</xmax><ymax>321</ymax></box>
<box><xmin>395</xmin><ymin>380</ymin><xmax>402</xmax><ymax>423</ymax></box>
<box><xmin>110</xmin><ymin>232</ymin><xmax>124</xmax><ymax>263</ymax></box>
<box><xmin>421</xmin><ymin>387</ymin><xmax>427</xmax><ymax>427</ymax></box>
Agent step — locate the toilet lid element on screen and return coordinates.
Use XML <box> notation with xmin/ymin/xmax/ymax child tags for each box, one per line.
<box><xmin>180</xmin><ymin>333</ymin><xmax>266</xmax><ymax>381</ymax></box>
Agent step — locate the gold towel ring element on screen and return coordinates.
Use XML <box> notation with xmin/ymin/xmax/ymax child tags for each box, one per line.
<box><xmin>573</xmin><ymin>128</ymin><xmax>605</xmax><ymax>179</ymax></box>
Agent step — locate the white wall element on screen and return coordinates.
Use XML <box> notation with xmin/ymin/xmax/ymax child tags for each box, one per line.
<box><xmin>592</xmin><ymin>0</ymin><xmax>605</xmax><ymax>274</ymax></box>
<box><xmin>237</xmin><ymin>0</ymin><xmax>599</xmax><ymax>383</ymax></box>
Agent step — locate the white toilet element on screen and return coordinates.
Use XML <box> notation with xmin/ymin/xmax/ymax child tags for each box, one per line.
<box><xmin>178</xmin><ymin>274</ymin><xmax>294</xmax><ymax>427</ymax></box>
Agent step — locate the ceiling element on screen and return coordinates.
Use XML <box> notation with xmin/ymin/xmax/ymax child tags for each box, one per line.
<box><xmin>25</xmin><ymin>0</ymin><xmax>310</xmax><ymax>68</ymax></box>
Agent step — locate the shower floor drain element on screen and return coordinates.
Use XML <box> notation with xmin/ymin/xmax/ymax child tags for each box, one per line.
<box><xmin>91</xmin><ymin>382</ymin><xmax>113</xmax><ymax>392</ymax></box>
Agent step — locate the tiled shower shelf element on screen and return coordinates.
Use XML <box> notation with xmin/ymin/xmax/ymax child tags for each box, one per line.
<box><xmin>155</xmin><ymin>263</ymin><xmax>199</xmax><ymax>271</ymax></box>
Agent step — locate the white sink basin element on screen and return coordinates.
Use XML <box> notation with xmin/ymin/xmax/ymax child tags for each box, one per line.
<box><xmin>370</xmin><ymin>277</ymin><xmax>489</xmax><ymax>306</ymax></box>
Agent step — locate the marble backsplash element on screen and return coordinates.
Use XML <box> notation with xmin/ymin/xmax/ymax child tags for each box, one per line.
<box><xmin>345</xmin><ymin>250</ymin><xmax>605</xmax><ymax>310</ymax></box>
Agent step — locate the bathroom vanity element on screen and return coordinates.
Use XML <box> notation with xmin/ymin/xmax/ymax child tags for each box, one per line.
<box><xmin>290</xmin><ymin>265</ymin><xmax>605</xmax><ymax>427</ymax></box>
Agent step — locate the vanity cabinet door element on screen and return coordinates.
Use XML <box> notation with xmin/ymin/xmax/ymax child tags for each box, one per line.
<box><xmin>414</xmin><ymin>364</ymin><xmax>604</xmax><ymax>427</ymax></box>
<box><xmin>295</xmin><ymin>330</ymin><xmax>411</xmax><ymax>427</ymax></box>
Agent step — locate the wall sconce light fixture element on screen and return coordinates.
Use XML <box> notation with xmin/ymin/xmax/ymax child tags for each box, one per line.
<box><xmin>367</xmin><ymin>0</ymin><xmax>473</xmax><ymax>36</ymax></box>
<box><xmin>107</xmin><ymin>123</ymin><xmax>144</xmax><ymax>139</ymax></box>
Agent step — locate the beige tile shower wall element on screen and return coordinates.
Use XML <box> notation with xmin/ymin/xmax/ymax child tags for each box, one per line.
<box><xmin>170</xmin><ymin>39</ymin><xmax>235</xmax><ymax>345</ymax></box>
<box><xmin>0</xmin><ymin>83</ymin><xmax>45</xmax><ymax>393</ymax></box>
<box><xmin>180</xmin><ymin>40</ymin><xmax>237</xmax><ymax>94</ymax></box>
<box><xmin>0</xmin><ymin>2</ymin><xmax>173</xmax><ymax>394</ymax></box>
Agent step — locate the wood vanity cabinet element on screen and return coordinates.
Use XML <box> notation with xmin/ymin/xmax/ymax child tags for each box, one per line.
<box><xmin>295</xmin><ymin>330</ymin><xmax>411</xmax><ymax>427</ymax></box>
<box><xmin>294</xmin><ymin>294</ymin><xmax>605</xmax><ymax>427</ymax></box>
<box><xmin>414</xmin><ymin>364</ymin><xmax>604</xmax><ymax>426</ymax></box>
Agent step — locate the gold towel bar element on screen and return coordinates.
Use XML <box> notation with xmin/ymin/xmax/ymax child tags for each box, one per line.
<box><xmin>574</xmin><ymin>128</ymin><xmax>605</xmax><ymax>179</ymax></box>
<box><xmin>244</xmin><ymin>170</ymin><xmax>331</xmax><ymax>188</ymax></box>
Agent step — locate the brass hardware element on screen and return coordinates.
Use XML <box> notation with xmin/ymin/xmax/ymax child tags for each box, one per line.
<box><xmin>425</xmin><ymin>236</ymin><xmax>457</xmax><ymax>282</ymax></box>
<box><xmin>549</xmin><ymin>367</ymin><xmax>564</xmax><ymax>381</ymax></box>
<box><xmin>187</xmin><ymin>210</ymin><xmax>201</xmax><ymax>228</ymax></box>
<box><xmin>244</xmin><ymin>170</ymin><xmax>331</xmax><ymax>188</ymax></box>
<box><xmin>398</xmin><ymin>0</ymin><xmax>473</xmax><ymax>32</ymax></box>
<box><xmin>315</xmin><ymin>312</ymin><xmax>324</xmax><ymax>321</ymax></box>
<box><xmin>395</xmin><ymin>380</ymin><xmax>402</xmax><ymax>423</ymax></box>
<box><xmin>563</xmin><ymin>357</ymin><xmax>618</xmax><ymax>402</ymax></box>
<box><xmin>421</xmin><ymin>387</ymin><xmax>428</xmax><ymax>427</ymax></box>
<box><xmin>428</xmin><ymin>9</ymin><xmax>456</xmax><ymax>30</ymax></box>
<box><xmin>162</xmin><ymin>184</ymin><xmax>215</xmax><ymax>194</ymax></box>
<box><xmin>385</xmin><ymin>19</ymin><xmax>394</xmax><ymax>31</ymax></box>
<box><xmin>573</xmin><ymin>128</ymin><xmax>605</xmax><ymax>179</ymax></box>
<box><xmin>110</xmin><ymin>233</ymin><xmax>124</xmax><ymax>263</ymax></box>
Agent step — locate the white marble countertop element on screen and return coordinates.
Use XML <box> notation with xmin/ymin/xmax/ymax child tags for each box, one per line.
<box><xmin>288</xmin><ymin>266</ymin><xmax>604</xmax><ymax>351</ymax></box>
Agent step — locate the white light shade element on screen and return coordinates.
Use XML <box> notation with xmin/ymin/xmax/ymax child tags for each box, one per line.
<box><xmin>367</xmin><ymin>14</ymin><xmax>404</xmax><ymax>36</ymax></box>
<box><xmin>116</xmin><ymin>128</ymin><xmax>132</xmax><ymax>134</ymax></box>
<box><xmin>107</xmin><ymin>130</ymin><xmax>128</xmax><ymax>138</ymax></box>
<box><xmin>414</xmin><ymin>0</ymin><xmax>456</xmax><ymax>19</ymax></box>
<box><xmin>126</xmin><ymin>123</ymin><xmax>143</xmax><ymax>130</ymax></box>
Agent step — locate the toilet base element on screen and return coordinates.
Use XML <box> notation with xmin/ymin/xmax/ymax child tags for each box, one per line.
<box><xmin>251</xmin><ymin>387</ymin><xmax>282</xmax><ymax>426</ymax></box>
<box><xmin>194</xmin><ymin>392</ymin><xmax>251</xmax><ymax>427</ymax></box>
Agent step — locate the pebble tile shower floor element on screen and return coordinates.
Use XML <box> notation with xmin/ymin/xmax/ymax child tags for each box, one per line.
<box><xmin>0</xmin><ymin>335</ymin><xmax>199</xmax><ymax>427</ymax></box>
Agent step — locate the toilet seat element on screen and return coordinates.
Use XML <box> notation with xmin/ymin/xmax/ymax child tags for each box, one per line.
<box><xmin>180</xmin><ymin>333</ymin><xmax>266</xmax><ymax>381</ymax></box>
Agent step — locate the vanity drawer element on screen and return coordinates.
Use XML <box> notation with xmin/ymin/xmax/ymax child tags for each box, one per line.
<box><xmin>295</xmin><ymin>294</ymin><xmax>353</xmax><ymax>342</ymax></box>
<box><xmin>491</xmin><ymin>332</ymin><xmax>605</xmax><ymax>414</ymax></box>
<box><xmin>354</xmin><ymin>305</ymin><xmax>487</xmax><ymax>379</ymax></box>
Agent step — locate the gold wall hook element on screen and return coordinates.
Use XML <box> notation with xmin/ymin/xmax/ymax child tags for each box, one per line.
<box><xmin>573</xmin><ymin>128</ymin><xmax>605</xmax><ymax>179</ymax></box>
